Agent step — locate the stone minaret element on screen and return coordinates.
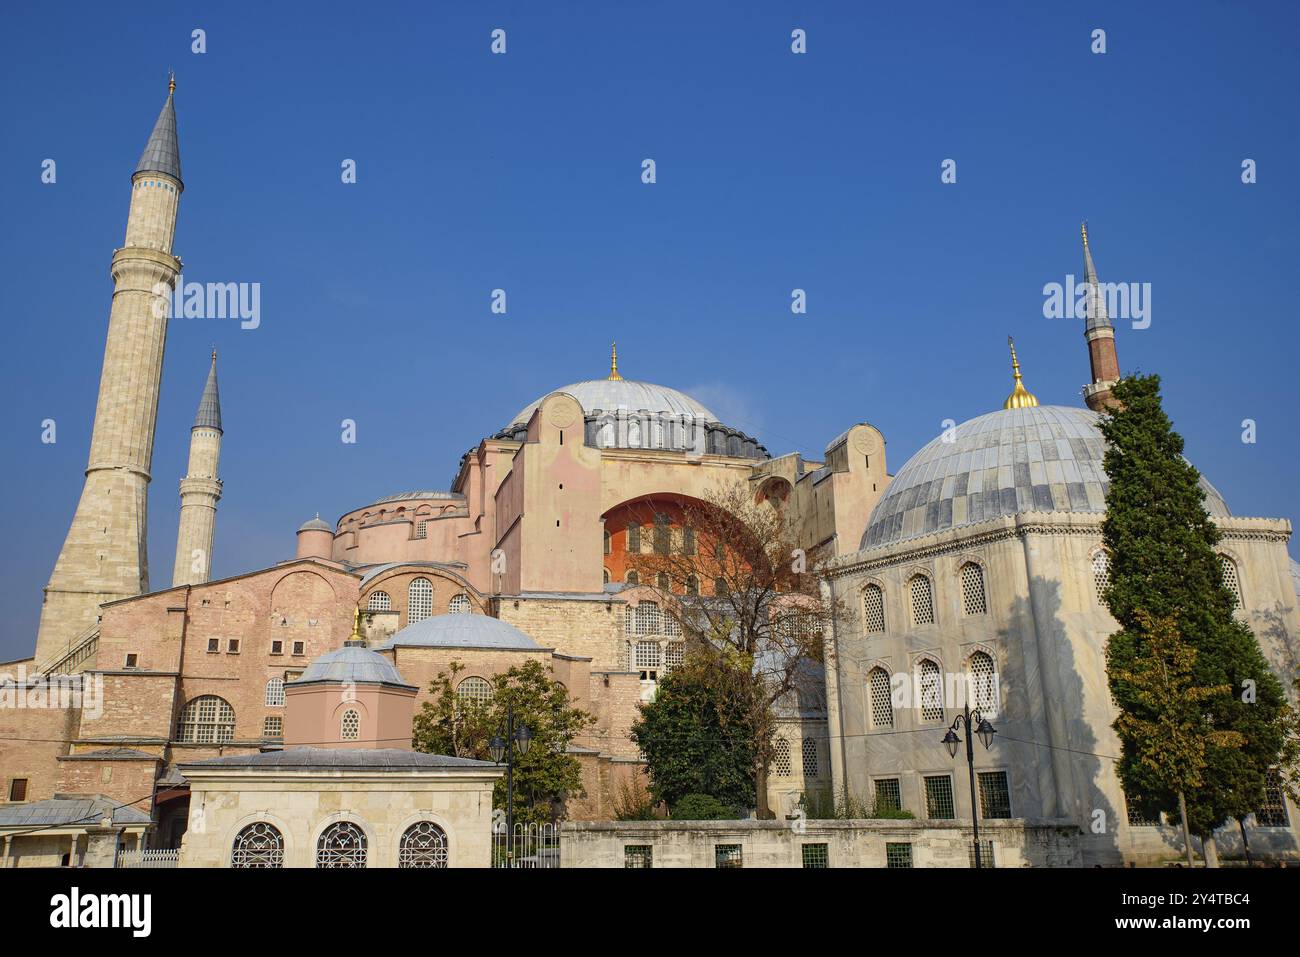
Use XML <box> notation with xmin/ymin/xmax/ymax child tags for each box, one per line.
<box><xmin>172</xmin><ymin>351</ymin><xmax>223</xmax><ymax>586</ymax></box>
<box><xmin>1080</xmin><ymin>222</ymin><xmax>1120</xmax><ymax>411</ymax></box>
<box><xmin>35</xmin><ymin>79</ymin><xmax>184</xmax><ymax>664</ymax></box>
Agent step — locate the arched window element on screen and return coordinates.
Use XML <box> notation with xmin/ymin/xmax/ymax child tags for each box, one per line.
<box><xmin>603</xmin><ymin>568</ymin><xmax>611</xmax><ymax>585</ymax></box>
<box><xmin>862</xmin><ymin>584</ymin><xmax>886</xmax><ymax>633</ymax></box>
<box><xmin>316</xmin><ymin>821</ymin><xmax>367</xmax><ymax>868</ymax></box>
<box><xmin>653</xmin><ymin>514</ymin><xmax>671</xmax><ymax>555</ymax></box>
<box><xmin>178</xmin><ymin>695</ymin><xmax>235</xmax><ymax>744</ymax></box>
<box><xmin>685</xmin><ymin>574</ymin><xmax>699</xmax><ymax>597</ymax></box>
<box><xmin>714</xmin><ymin>578</ymin><xmax>729</xmax><ymax>597</ymax></box>
<box><xmin>265</xmin><ymin>678</ymin><xmax>285</xmax><ymax>708</ymax></box>
<box><xmin>367</xmin><ymin>590</ymin><xmax>391</xmax><ymax>611</ymax></box>
<box><xmin>599</xmin><ymin>417</ymin><xmax>615</xmax><ymax>447</ymax></box>
<box><xmin>1092</xmin><ymin>551</ymin><xmax>1111</xmax><ymax>603</ymax></box>
<box><xmin>656</xmin><ymin>572</ymin><xmax>670</xmax><ymax>591</ymax></box>
<box><xmin>627</xmin><ymin>524</ymin><xmax>642</xmax><ymax>553</ymax></box>
<box><xmin>1218</xmin><ymin>555</ymin><xmax>1242</xmax><ymax>608</ymax></box>
<box><xmin>398</xmin><ymin>821</ymin><xmax>449</xmax><ymax>868</ymax></box>
<box><xmin>682</xmin><ymin>526</ymin><xmax>696</xmax><ymax>555</ymax></box>
<box><xmin>627</xmin><ymin>418</ymin><xmax>641</xmax><ymax>447</ymax></box>
<box><xmin>960</xmin><ymin>563</ymin><xmax>987</xmax><ymax>616</ymax></box>
<box><xmin>626</xmin><ymin>570</ymin><xmax>640</xmax><ymax>586</ymax></box>
<box><xmin>457</xmin><ymin>676</ymin><xmax>492</xmax><ymax>704</ymax></box>
<box><xmin>909</xmin><ymin>575</ymin><xmax>935</xmax><ymax>626</ymax></box>
<box><xmin>408</xmin><ymin>578</ymin><xmax>433</xmax><ymax>623</ymax></box>
<box><xmin>967</xmin><ymin>651</ymin><xmax>997</xmax><ymax>713</ymax></box>
<box><xmin>773</xmin><ymin>738</ymin><xmax>792</xmax><ymax>776</ymax></box>
<box><xmin>449</xmin><ymin>594</ymin><xmax>471</xmax><ymax>614</ymax></box>
<box><xmin>341</xmin><ymin>709</ymin><xmax>360</xmax><ymax>741</ymax></box>
<box><xmin>801</xmin><ymin>738</ymin><xmax>819</xmax><ymax>777</ymax></box>
<box><xmin>231</xmin><ymin>822</ymin><xmax>284</xmax><ymax>868</ymax></box>
<box><xmin>918</xmin><ymin>659</ymin><xmax>944</xmax><ymax>722</ymax></box>
<box><xmin>603</xmin><ymin>528</ymin><xmax>611</xmax><ymax>555</ymax></box>
<box><xmin>868</xmin><ymin>667</ymin><xmax>894</xmax><ymax>729</ymax></box>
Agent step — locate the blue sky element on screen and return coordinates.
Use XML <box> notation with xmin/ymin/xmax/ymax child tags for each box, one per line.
<box><xmin>1</xmin><ymin>1</ymin><xmax>1297</xmax><ymax>660</ymax></box>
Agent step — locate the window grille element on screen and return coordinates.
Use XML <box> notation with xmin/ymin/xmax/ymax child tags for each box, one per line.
<box><xmin>265</xmin><ymin>678</ymin><xmax>285</xmax><ymax>707</ymax></box>
<box><xmin>316</xmin><ymin>821</ymin><xmax>367</xmax><ymax>868</ymax></box>
<box><xmin>773</xmin><ymin>738</ymin><xmax>792</xmax><ymax>776</ymax></box>
<box><xmin>978</xmin><ymin>771</ymin><xmax>1011</xmax><ymax>818</ymax></box>
<box><xmin>801</xmin><ymin>738</ymin><xmax>819</xmax><ymax>777</ymax></box>
<box><xmin>457</xmin><ymin>676</ymin><xmax>492</xmax><ymax>704</ymax></box>
<box><xmin>663</xmin><ymin>614</ymin><xmax>681</xmax><ymax>638</ymax></box>
<box><xmin>885</xmin><ymin>843</ymin><xmax>913</xmax><ymax>868</ymax></box>
<box><xmin>341</xmin><ymin>709</ymin><xmax>360</xmax><ymax>741</ymax></box>
<box><xmin>399</xmin><ymin>821</ymin><xmax>448</xmax><ymax>868</ymax></box>
<box><xmin>801</xmin><ymin>844</ymin><xmax>828</xmax><ymax>868</ymax></box>
<box><xmin>919</xmin><ymin>659</ymin><xmax>944</xmax><ymax>722</ymax></box>
<box><xmin>868</xmin><ymin>667</ymin><xmax>894</xmax><ymax>729</ymax></box>
<box><xmin>413</xmin><ymin>520</ymin><xmax>427</xmax><ymax>540</ymax></box>
<box><xmin>664</xmin><ymin>642</ymin><xmax>684</xmax><ymax>672</ymax></box>
<box><xmin>627</xmin><ymin>524</ymin><xmax>642</xmax><ymax>552</ymax></box>
<box><xmin>178</xmin><ymin>695</ymin><xmax>235</xmax><ymax>744</ymax></box>
<box><xmin>449</xmin><ymin>594</ymin><xmax>471</xmax><ymax>614</ymax></box>
<box><xmin>1219</xmin><ymin>555</ymin><xmax>1242</xmax><ymax>608</ymax></box>
<box><xmin>874</xmin><ymin>778</ymin><xmax>902</xmax><ymax>813</ymax></box>
<box><xmin>968</xmin><ymin>841</ymin><xmax>996</xmax><ymax>868</ymax></box>
<box><xmin>624</xmin><ymin>845</ymin><xmax>653</xmax><ymax>868</ymax></box>
<box><xmin>683</xmin><ymin>526</ymin><xmax>696</xmax><ymax>555</ymax></box>
<box><xmin>924</xmin><ymin>775</ymin><xmax>955</xmax><ymax>819</ymax></box>
<box><xmin>967</xmin><ymin>651</ymin><xmax>997</xmax><ymax>712</ymax></box>
<box><xmin>862</xmin><ymin>584</ymin><xmax>885</xmax><ymax>633</ymax></box>
<box><xmin>231</xmin><ymin>822</ymin><xmax>284</xmax><ymax>868</ymax></box>
<box><xmin>408</xmin><ymin>577</ymin><xmax>433</xmax><ymax>623</ymax></box>
<box><xmin>1092</xmin><ymin>551</ymin><xmax>1111</xmax><ymax>602</ymax></box>
<box><xmin>960</xmin><ymin>563</ymin><xmax>987</xmax><ymax>616</ymax></box>
<box><xmin>634</xmin><ymin>602</ymin><xmax>661</xmax><ymax>636</ymax></box>
<box><xmin>653</xmin><ymin>514</ymin><xmax>671</xmax><ymax>555</ymax></box>
<box><xmin>635</xmin><ymin>641</ymin><xmax>662</xmax><ymax>670</ymax></box>
<box><xmin>910</xmin><ymin>575</ymin><xmax>934</xmax><ymax>625</ymax></box>
<box><xmin>367</xmin><ymin>590</ymin><xmax>391</xmax><ymax>611</ymax></box>
<box><xmin>262</xmin><ymin>715</ymin><xmax>283</xmax><ymax>739</ymax></box>
<box><xmin>715</xmin><ymin>844</ymin><xmax>743</xmax><ymax>868</ymax></box>
<box><xmin>1257</xmin><ymin>769</ymin><xmax>1290</xmax><ymax>827</ymax></box>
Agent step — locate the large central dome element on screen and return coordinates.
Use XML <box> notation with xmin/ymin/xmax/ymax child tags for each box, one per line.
<box><xmin>509</xmin><ymin>378</ymin><xmax>717</xmax><ymax>427</ymax></box>
<box><xmin>862</xmin><ymin>405</ymin><xmax>1230</xmax><ymax>549</ymax></box>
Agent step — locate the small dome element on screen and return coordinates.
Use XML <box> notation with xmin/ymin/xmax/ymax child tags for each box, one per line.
<box><xmin>293</xmin><ymin>645</ymin><xmax>412</xmax><ymax>687</ymax></box>
<box><xmin>509</xmin><ymin>379</ymin><xmax>718</xmax><ymax>428</ymax></box>
<box><xmin>298</xmin><ymin>515</ymin><xmax>333</xmax><ymax>533</ymax></box>
<box><xmin>862</xmin><ymin>405</ymin><xmax>1231</xmax><ymax>549</ymax></box>
<box><xmin>378</xmin><ymin>614</ymin><xmax>541</xmax><ymax>651</ymax></box>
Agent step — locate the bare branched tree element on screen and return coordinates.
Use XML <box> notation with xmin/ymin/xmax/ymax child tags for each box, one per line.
<box><xmin>626</xmin><ymin>484</ymin><xmax>841</xmax><ymax>818</ymax></box>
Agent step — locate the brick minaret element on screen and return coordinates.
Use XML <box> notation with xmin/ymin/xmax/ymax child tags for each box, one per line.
<box><xmin>35</xmin><ymin>78</ymin><xmax>184</xmax><ymax>664</ymax></box>
<box><xmin>1080</xmin><ymin>222</ymin><xmax>1120</xmax><ymax>411</ymax></box>
<box><xmin>172</xmin><ymin>350</ymin><xmax>223</xmax><ymax>586</ymax></box>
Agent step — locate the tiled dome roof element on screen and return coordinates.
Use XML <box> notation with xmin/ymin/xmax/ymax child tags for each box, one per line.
<box><xmin>378</xmin><ymin>614</ymin><xmax>541</xmax><ymax>651</ymax></box>
<box><xmin>509</xmin><ymin>379</ymin><xmax>718</xmax><ymax>427</ymax></box>
<box><xmin>294</xmin><ymin>645</ymin><xmax>412</xmax><ymax>687</ymax></box>
<box><xmin>862</xmin><ymin>405</ymin><xmax>1231</xmax><ymax>550</ymax></box>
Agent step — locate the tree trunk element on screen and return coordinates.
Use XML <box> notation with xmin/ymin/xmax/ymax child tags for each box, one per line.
<box><xmin>755</xmin><ymin>761</ymin><xmax>772</xmax><ymax>819</ymax></box>
<box><xmin>1237</xmin><ymin>817</ymin><xmax>1253</xmax><ymax>867</ymax></box>
<box><xmin>1177</xmin><ymin>791</ymin><xmax>1196</xmax><ymax>867</ymax></box>
<box><xmin>1203</xmin><ymin>833</ymin><xmax>1220</xmax><ymax>868</ymax></box>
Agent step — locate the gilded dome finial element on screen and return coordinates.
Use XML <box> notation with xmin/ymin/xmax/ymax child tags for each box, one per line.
<box><xmin>1003</xmin><ymin>336</ymin><xmax>1039</xmax><ymax>410</ymax></box>
<box><xmin>168</xmin><ymin>71</ymin><xmax>176</xmax><ymax>95</ymax></box>
<box><xmin>1081</xmin><ymin>220</ymin><xmax>1089</xmax><ymax>248</ymax></box>
<box><xmin>608</xmin><ymin>341</ymin><xmax>623</xmax><ymax>381</ymax></box>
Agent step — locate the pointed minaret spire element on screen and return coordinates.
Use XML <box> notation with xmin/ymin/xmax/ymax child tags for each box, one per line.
<box><xmin>1079</xmin><ymin>222</ymin><xmax>1121</xmax><ymax>411</ymax></box>
<box><xmin>608</xmin><ymin>341</ymin><xmax>624</xmax><ymax>381</ymax></box>
<box><xmin>173</xmin><ymin>352</ymin><xmax>224</xmax><ymax>587</ymax></box>
<box><xmin>194</xmin><ymin>348</ymin><xmax>222</xmax><ymax>431</ymax></box>
<box><xmin>1003</xmin><ymin>337</ymin><xmax>1039</xmax><ymax>409</ymax></box>
<box><xmin>135</xmin><ymin>75</ymin><xmax>182</xmax><ymax>186</ymax></box>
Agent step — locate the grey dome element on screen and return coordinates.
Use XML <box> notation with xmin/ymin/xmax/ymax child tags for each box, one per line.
<box><xmin>510</xmin><ymin>379</ymin><xmax>717</xmax><ymax>427</ymax></box>
<box><xmin>294</xmin><ymin>645</ymin><xmax>412</xmax><ymax>687</ymax></box>
<box><xmin>298</xmin><ymin>515</ymin><xmax>333</xmax><ymax>533</ymax></box>
<box><xmin>379</xmin><ymin>614</ymin><xmax>541</xmax><ymax>651</ymax></box>
<box><xmin>862</xmin><ymin>405</ymin><xmax>1231</xmax><ymax>550</ymax></box>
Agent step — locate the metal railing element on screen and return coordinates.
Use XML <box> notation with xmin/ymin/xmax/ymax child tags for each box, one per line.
<box><xmin>117</xmin><ymin>848</ymin><xmax>180</xmax><ymax>869</ymax></box>
<box><xmin>37</xmin><ymin>623</ymin><xmax>101</xmax><ymax>676</ymax></box>
<box><xmin>492</xmin><ymin>822</ymin><xmax>560</xmax><ymax>868</ymax></box>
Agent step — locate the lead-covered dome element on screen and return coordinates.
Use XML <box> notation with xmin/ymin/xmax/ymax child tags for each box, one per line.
<box><xmin>862</xmin><ymin>405</ymin><xmax>1230</xmax><ymax>549</ymax></box>
<box><xmin>378</xmin><ymin>614</ymin><xmax>542</xmax><ymax>651</ymax></box>
<box><xmin>293</xmin><ymin>644</ymin><xmax>413</xmax><ymax>688</ymax></box>
<box><xmin>510</xmin><ymin>379</ymin><xmax>718</xmax><ymax>428</ymax></box>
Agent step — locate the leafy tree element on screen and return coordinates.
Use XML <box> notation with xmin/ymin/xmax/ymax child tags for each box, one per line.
<box><xmin>630</xmin><ymin>653</ymin><xmax>761</xmax><ymax>810</ymax></box>
<box><xmin>628</xmin><ymin>485</ymin><xmax>841</xmax><ymax>817</ymax></box>
<box><xmin>1100</xmin><ymin>374</ymin><xmax>1289</xmax><ymax>862</ymax></box>
<box><xmin>671</xmin><ymin>793</ymin><xmax>737</xmax><ymax>820</ymax></box>
<box><xmin>411</xmin><ymin>659</ymin><xmax>594</xmax><ymax>824</ymax></box>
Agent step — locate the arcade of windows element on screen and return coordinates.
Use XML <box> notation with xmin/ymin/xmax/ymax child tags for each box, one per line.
<box><xmin>229</xmin><ymin>819</ymin><xmax>452</xmax><ymax>868</ymax></box>
<box><xmin>861</xmin><ymin>563</ymin><xmax>988</xmax><ymax>636</ymax></box>
<box><xmin>866</xmin><ymin>650</ymin><xmax>999</xmax><ymax>731</ymax></box>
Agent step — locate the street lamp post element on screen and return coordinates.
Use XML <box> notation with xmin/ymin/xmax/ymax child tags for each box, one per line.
<box><xmin>489</xmin><ymin>703</ymin><xmax>532</xmax><ymax>867</ymax></box>
<box><xmin>941</xmin><ymin>702</ymin><xmax>996</xmax><ymax>869</ymax></box>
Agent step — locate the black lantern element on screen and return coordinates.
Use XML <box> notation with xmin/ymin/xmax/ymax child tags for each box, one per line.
<box><xmin>489</xmin><ymin>736</ymin><xmax>506</xmax><ymax>764</ymax></box>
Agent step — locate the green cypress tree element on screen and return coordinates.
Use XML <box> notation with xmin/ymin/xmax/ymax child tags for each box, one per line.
<box><xmin>1100</xmin><ymin>374</ymin><xmax>1288</xmax><ymax>861</ymax></box>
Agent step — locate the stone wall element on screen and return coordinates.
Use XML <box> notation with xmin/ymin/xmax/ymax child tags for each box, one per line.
<box><xmin>560</xmin><ymin>818</ymin><xmax>1083</xmax><ymax>868</ymax></box>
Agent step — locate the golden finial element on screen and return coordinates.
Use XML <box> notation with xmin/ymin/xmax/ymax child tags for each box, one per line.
<box><xmin>1081</xmin><ymin>220</ymin><xmax>1089</xmax><ymax>248</ymax></box>
<box><xmin>349</xmin><ymin>606</ymin><xmax>364</xmax><ymax>643</ymax></box>
<box><xmin>211</xmin><ymin>345</ymin><xmax>217</xmax><ymax>362</ymax></box>
<box><xmin>168</xmin><ymin>71</ymin><xmax>176</xmax><ymax>95</ymax></box>
<box><xmin>608</xmin><ymin>341</ymin><xmax>623</xmax><ymax>381</ymax></box>
<box><xmin>1003</xmin><ymin>336</ymin><xmax>1039</xmax><ymax>410</ymax></box>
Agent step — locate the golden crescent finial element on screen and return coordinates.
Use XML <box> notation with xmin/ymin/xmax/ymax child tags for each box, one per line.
<box><xmin>608</xmin><ymin>341</ymin><xmax>623</xmax><ymax>381</ymax></box>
